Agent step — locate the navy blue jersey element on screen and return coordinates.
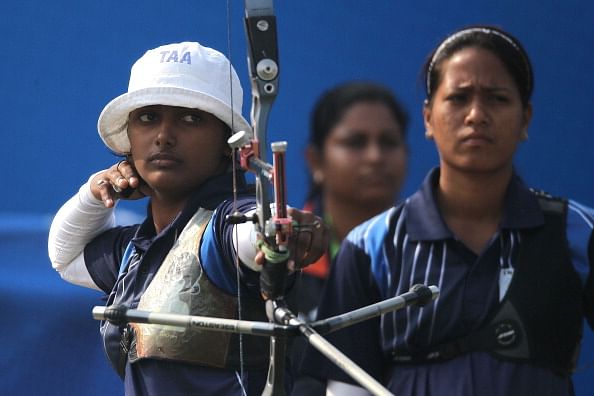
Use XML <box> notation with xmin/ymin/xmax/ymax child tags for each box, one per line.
<box><xmin>301</xmin><ymin>168</ymin><xmax>594</xmax><ymax>396</ymax></box>
<box><xmin>84</xmin><ymin>172</ymin><xmax>275</xmax><ymax>396</ymax></box>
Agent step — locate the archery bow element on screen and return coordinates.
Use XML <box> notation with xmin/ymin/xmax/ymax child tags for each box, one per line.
<box><xmin>239</xmin><ymin>0</ymin><xmax>287</xmax><ymax>302</ymax></box>
<box><xmin>227</xmin><ymin>1</ymin><xmax>290</xmax><ymax>394</ymax></box>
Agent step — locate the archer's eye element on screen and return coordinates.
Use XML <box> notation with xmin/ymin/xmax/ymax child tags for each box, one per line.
<box><xmin>182</xmin><ymin>113</ymin><xmax>202</xmax><ymax>123</ymax></box>
<box><xmin>446</xmin><ymin>93</ymin><xmax>468</xmax><ymax>104</ymax></box>
<box><xmin>488</xmin><ymin>94</ymin><xmax>510</xmax><ymax>104</ymax></box>
<box><xmin>138</xmin><ymin>112</ymin><xmax>157</xmax><ymax>122</ymax></box>
<box><xmin>342</xmin><ymin>135</ymin><xmax>368</xmax><ymax>150</ymax></box>
<box><xmin>379</xmin><ymin>134</ymin><xmax>403</xmax><ymax>148</ymax></box>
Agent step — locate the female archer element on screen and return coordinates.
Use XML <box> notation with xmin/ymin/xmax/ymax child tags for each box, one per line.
<box><xmin>48</xmin><ymin>41</ymin><xmax>328</xmax><ymax>396</ymax></box>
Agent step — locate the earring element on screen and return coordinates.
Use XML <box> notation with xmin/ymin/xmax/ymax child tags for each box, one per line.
<box><xmin>520</xmin><ymin>130</ymin><xmax>529</xmax><ymax>141</ymax></box>
<box><xmin>313</xmin><ymin>170</ymin><xmax>324</xmax><ymax>184</ymax></box>
<box><xmin>425</xmin><ymin>130</ymin><xmax>433</xmax><ymax>140</ymax></box>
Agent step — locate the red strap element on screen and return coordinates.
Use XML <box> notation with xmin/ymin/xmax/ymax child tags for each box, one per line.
<box><xmin>302</xmin><ymin>252</ymin><xmax>330</xmax><ymax>279</ymax></box>
<box><xmin>301</xmin><ymin>200</ymin><xmax>330</xmax><ymax>279</ymax></box>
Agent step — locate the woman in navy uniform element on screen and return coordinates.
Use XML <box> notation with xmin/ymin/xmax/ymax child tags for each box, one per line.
<box><xmin>301</xmin><ymin>26</ymin><xmax>594</xmax><ymax>396</ymax></box>
<box><xmin>290</xmin><ymin>81</ymin><xmax>409</xmax><ymax>396</ymax></box>
<box><xmin>48</xmin><ymin>41</ymin><xmax>327</xmax><ymax>396</ymax></box>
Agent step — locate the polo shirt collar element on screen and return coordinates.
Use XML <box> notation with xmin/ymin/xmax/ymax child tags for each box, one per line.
<box><xmin>406</xmin><ymin>167</ymin><xmax>544</xmax><ymax>241</ymax></box>
<box><xmin>132</xmin><ymin>170</ymin><xmax>248</xmax><ymax>251</ymax></box>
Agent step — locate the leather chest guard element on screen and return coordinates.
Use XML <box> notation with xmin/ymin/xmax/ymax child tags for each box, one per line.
<box><xmin>130</xmin><ymin>209</ymin><xmax>238</xmax><ymax>368</ymax></box>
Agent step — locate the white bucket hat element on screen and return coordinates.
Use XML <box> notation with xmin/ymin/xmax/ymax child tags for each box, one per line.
<box><xmin>97</xmin><ymin>41</ymin><xmax>251</xmax><ymax>155</ymax></box>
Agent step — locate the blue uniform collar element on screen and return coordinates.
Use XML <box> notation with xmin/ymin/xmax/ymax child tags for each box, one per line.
<box><xmin>406</xmin><ymin>167</ymin><xmax>544</xmax><ymax>241</ymax></box>
<box><xmin>131</xmin><ymin>170</ymin><xmax>249</xmax><ymax>253</ymax></box>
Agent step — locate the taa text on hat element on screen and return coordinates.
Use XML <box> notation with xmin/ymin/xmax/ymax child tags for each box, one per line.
<box><xmin>159</xmin><ymin>50</ymin><xmax>191</xmax><ymax>65</ymax></box>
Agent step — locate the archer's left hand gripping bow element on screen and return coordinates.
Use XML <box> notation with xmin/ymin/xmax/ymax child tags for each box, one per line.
<box><xmin>228</xmin><ymin>0</ymin><xmax>290</xmax><ymax>302</ymax></box>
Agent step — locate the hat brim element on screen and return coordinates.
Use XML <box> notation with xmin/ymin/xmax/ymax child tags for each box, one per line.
<box><xmin>97</xmin><ymin>86</ymin><xmax>251</xmax><ymax>155</ymax></box>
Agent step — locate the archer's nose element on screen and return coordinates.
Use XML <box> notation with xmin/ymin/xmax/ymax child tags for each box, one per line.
<box><xmin>154</xmin><ymin>121</ymin><xmax>177</xmax><ymax>147</ymax></box>
<box><xmin>465</xmin><ymin>99</ymin><xmax>489</xmax><ymax>126</ymax></box>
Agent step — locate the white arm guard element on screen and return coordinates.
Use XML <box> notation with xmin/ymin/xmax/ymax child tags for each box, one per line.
<box><xmin>48</xmin><ymin>174</ymin><xmax>117</xmax><ymax>290</ymax></box>
<box><xmin>232</xmin><ymin>209</ymin><xmax>260</xmax><ymax>272</ymax></box>
<box><xmin>231</xmin><ymin>204</ymin><xmax>294</xmax><ymax>272</ymax></box>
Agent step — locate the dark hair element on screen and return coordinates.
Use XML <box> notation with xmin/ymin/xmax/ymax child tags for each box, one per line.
<box><xmin>423</xmin><ymin>25</ymin><xmax>533</xmax><ymax>106</ymax></box>
<box><xmin>306</xmin><ymin>81</ymin><xmax>408</xmax><ymax>201</ymax></box>
<box><xmin>309</xmin><ymin>81</ymin><xmax>408</xmax><ymax>150</ymax></box>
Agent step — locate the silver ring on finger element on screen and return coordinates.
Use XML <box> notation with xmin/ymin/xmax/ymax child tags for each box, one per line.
<box><xmin>113</xmin><ymin>177</ymin><xmax>125</xmax><ymax>193</ymax></box>
<box><xmin>116</xmin><ymin>159</ymin><xmax>127</xmax><ymax>172</ymax></box>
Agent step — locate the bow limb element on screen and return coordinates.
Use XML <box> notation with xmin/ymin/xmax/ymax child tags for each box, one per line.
<box><xmin>243</xmin><ymin>1</ymin><xmax>289</xmax><ymax>395</ymax></box>
<box><xmin>244</xmin><ymin>0</ymin><xmax>279</xmax><ymax>235</ymax></box>
<box><xmin>242</xmin><ymin>0</ymin><xmax>292</xmax><ymax>301</ymax></box>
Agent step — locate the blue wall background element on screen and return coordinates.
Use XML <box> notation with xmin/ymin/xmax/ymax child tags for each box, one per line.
<box><xmin>0</xmin><ymin>1</ymin><xmax>592</xmax><ymax>395</ymax></box>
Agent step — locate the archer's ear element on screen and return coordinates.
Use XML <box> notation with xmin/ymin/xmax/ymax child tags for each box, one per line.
<box><xmin>423</xmin><ymin>101</ymin><xmax>434</xmax><ymax>140</ymax></box>
<box><xmin>305</xmin><ymin>146</ymin><xmax>324</xmax><ymax>184</ymax></box>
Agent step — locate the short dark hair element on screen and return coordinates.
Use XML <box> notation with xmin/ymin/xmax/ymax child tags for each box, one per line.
<box><xmin>423</xmin><ymin>25</ymin><xmax>533</xmax><ymax>106</ymax></box>
<box><xmin>309</xmin><ymin>81</ymin><xmax>408</xmax><ymax>151</ymax></box>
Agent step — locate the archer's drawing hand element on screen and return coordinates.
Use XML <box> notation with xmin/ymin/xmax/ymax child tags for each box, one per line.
<box><xmin>90</xmin><ymin>160</ymin><xmax>151</xmax><ymax>208</ymax></box>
